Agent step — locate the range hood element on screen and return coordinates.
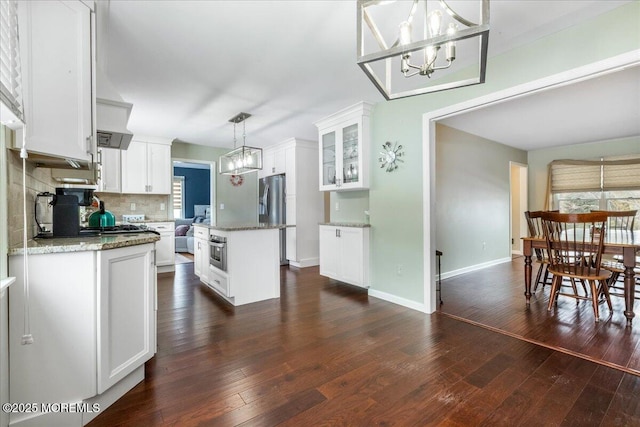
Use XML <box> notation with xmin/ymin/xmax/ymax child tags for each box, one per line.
<box><xmin>96</xmin><ymin>97</ymin><xmax>133</xmax><ymax>150</ymax></box>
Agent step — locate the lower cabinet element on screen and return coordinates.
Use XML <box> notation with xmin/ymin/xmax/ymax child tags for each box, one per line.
<box><xmin>146</xmin><ymin>222</ymin><xmax>175</xmax><ymax>269</ymax></box>
<box><xmin>194</xmin><ymin>225</ymin><xmax>210</xmax><ymax>283</ymax></box>
<box><xmin>8</xmin><ymin>243</ymin><xmax>156</xmax><ymax>426</ymax></box>
<box><xmin>319</xmin><ymin>225</ymin><xmax>370</xmax><ymax>288</ymax></box>
<box><xmin>97</xmin><ymin>244</ymin><xmax>156</xmax><ymax>393</ymax></box>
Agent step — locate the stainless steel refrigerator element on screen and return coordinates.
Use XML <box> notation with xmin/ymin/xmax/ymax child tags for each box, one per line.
<box><xmin>259</xmin><ymin>174</ymin><xmax>287</xmax><ymax>265</ymax></box>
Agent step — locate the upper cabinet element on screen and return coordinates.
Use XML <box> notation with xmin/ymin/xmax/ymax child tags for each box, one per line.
<box><xmin>258</xmin><ymin>146</ymin><xmax>286</xmax><ymax>179</ymax></box>
<box><xmin>315</xmin><ymin>102</ymin><xmax>373</xmax><ymax>192</ymax></box>
<box><xmin>18</xmin><ymin>0</ymin><xmax>96</xmax><ymax>164</ymax></box>
<box><xmin>121</xmin><ymin>138</ymin><xmax>172</xmax><ymax>194</ymax></box>
<box><xmin>98</xmin><ymin>148</ymin><xmax>121</xmax><ymax>193</ymax></box>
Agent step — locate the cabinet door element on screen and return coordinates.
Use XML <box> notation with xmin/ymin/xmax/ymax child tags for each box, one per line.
<box><xmin>97</xmin><ymin>244</ymin><xmax>155</xmax><ymax>393</ymax></box>
<box><xmin>338</xmin><ymin>227</ymin><xmax>364</xmax><ymax>286</ymax></box>
<box><xmin>194</xmin><ymin>238</ymin><xmax>203</xmax><ymax>277</ymax></box>
<box><xmin>20</xmin><ymin>0</ymin><xmax>94</xmax><ymax>162</ymax></box>
<box><xmin>319</xmin><ymin>226</ymin><xmax>339</xmax><ymax>278</ymax></box>
<box><xmin>155</xmin><ymin>231</ymin><xmax>175</xmax><ymax>266</ymax></box>
<box><xmin>121</xmin><ymin>141</ymin><xmax>148</xmax><ymax>193</ymax></box>
<box><xmin>201</xmin><ymin>239</ymin><xmax>210</xmax><ymax>284</ymax></box>
<box><xmin>339</xmin><ymin>123</ymin><xmax>361</xmax><ymax>189</ymax></box>
<box><xmin>99</xmin><ymin>148</ymin><xmax>121</xmax><ymax>193</ymax></box>
<box><xmin>319</xmin><ymin>130</ymin><xmax>337</xmax><ymax>191</ymax></box>
<box><xmin>147</xmin><ymin>143</ymin><xmax>171</xmax><ymax>194</ymax></box>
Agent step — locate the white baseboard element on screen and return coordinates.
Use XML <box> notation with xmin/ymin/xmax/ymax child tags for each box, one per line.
<box><xmin>157</xmin><ymin>265</ymin><xmax>175</xmax><ymax>274</ymax></box>
<box><xmin>511</xmin><ymin>250</ymin><xmax>523</xmax><ymax>256</ymax></box>
<box><xmin>289</xmin><ymin>257</ymin><xmax>319</xmax><ymax>268</ymax></box>
<box><xmin>440</xmin><ymin>257</ymin><xmax>513</xmax><ymax>280</ymax></box>
<box><xmin>367</xmin><ymin>288</ymin><xmax>428</xmax><ymax>313</ymax></box>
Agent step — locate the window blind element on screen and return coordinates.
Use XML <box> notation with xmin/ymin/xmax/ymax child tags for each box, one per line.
<box><xmin>549</xmin><ymin>157</ymin><xmax>640</xmax><ymax>193</ymax></box>
<box><xmin>172</xmin><ymin>176</ymin><xmax>184</xmax><ymax>217</ymax></box>
<box><xmin>550</xmin><ymin>160</ymin><xmax>601</xmax><ymax>193</ymax></box>
<box><xmin>0</xmin><ymin>0</ymin><xmax>24</xmax><ymax>121</ymax></box>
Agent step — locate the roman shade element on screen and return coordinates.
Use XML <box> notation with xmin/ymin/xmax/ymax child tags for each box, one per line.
<box><xmin>0</xmin><ymin>0</ymin><xmax>23</xmax><ymax>121</ymax></box>
<box><xmin>549</xmin><ymin>157</ymin><xmax>640</xmax><ymax>194</ymax></box>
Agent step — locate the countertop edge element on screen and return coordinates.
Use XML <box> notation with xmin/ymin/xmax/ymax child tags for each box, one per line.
<box><xmin>8</xmin><ymin>234</ymin><xmax>160</xmax><ymax>256</ymax></box>
<box><xmin>319</xmin><ymin>222</ymin><xmax>371</xmax><ymax>228</ymax></box>
<box><xmin>194</xmin><ymin>224</ymin><xmax>293</xmax><ymax>231</ymax></box>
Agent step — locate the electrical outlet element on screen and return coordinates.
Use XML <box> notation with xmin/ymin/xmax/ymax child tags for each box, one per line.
<box><xmin>396</xmin><ymin>264</ymin><xmax>403</xmax><ymax>276</ymax></box>
<box><xmin>220</xmin><ymin>203</ymin><xmax>225</xmax><ymax>210</ymax></box>
<box><xmin>482</xmin><ymin>242</ymin><xmax>487</xmax><ymax>250</ymax></box>
<box><xmin>335</xmin><ymin>202</ymin><xmax>340</xmax><ymax>211</ymax></box>
<box><xmin>123</xmin><ymin>214</ymin><xmax>145</xmax><ymax>223</ymax></box>
<box><xmin>160</xmin><ymin>203</ymin><xmax>165</xmax><ymax>211</ymax></box>
<box><xmin>130</xmin><ymin>203</ymin><xmax>136</xmax><ymax>211</ymax></box>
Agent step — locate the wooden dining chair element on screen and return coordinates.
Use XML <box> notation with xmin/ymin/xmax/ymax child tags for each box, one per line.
<box><xmin>524</xmin><ymin>211</ymin><xmax>552</xmax><ymax>292</ymax></box>
<box><xmin>540</xmin><ymin>211</ymin><xmax>612</xmax><ymax>322</ymax></box>
<box><xmin>592</xmin><ymin>210</ymin><xmax>638</xmax><ymax>294</ymax></box>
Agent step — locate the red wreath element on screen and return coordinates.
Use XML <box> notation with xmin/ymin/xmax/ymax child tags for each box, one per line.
<box><xmin>230</xmin><ymin>174</ymin><xmax>244</xmax><ymax>186</ymax></box>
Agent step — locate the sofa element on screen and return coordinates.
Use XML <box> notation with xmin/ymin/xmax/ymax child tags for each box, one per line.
<box><xmin>175</xmin><ymin>215</ymin><xmax>210</xmax><ymax>254</ymax></box>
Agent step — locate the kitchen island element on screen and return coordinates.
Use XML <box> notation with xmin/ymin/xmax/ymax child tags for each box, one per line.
<box><xmin>7</xmin><ymin>233</ymin><xmax>159</xmax><ymax>427</ymax></box>
<box><xmin>193</xmin><ymin>224</ymin><xmax>287</xmax><ymax>306</ymax></box>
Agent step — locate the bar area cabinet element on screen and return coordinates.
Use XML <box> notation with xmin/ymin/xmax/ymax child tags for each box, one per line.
<box><xmin>315</xmin><ymin>102</ymin><xmax>373</xmax><ymax>192</ymax></box>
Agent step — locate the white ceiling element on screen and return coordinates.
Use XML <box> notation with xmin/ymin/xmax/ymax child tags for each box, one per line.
<box><xmin>96</xmin><ymin>0</ymin><xmax>637</xmax><ymax>150</ymax></box>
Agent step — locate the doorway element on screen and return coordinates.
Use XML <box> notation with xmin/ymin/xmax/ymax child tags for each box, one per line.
<box><xmin>510</xmin><ymin>162</ymin><xmax>528</xmax><ymax>255</ymax></box>
<box><xmin>172</xmin><ymin>160</ymin><xmax>216</xmax><ymax>224</ymax></box>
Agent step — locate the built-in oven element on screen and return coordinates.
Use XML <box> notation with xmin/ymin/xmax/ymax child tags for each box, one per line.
<box><xmin>209</xmin><ymin>235</ymin><xmax>227</xmax><ymax>272</ymax></box>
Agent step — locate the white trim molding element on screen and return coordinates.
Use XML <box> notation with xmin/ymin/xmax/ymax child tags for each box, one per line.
<box><xmin>368</xmin><ymin>289</ymin><xmax>428</xmax><ymax>313</ymax></box>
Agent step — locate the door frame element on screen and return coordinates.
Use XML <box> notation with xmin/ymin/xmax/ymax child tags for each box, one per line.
<box><xmin>171</xmin><ymin>158</ymin><xmax>216</xmax><ymax>224</ymax></box>
<box><xmin>510</xmin><ymin>162</ymin><xmax>528</xmax><ymax>256</ymax></box>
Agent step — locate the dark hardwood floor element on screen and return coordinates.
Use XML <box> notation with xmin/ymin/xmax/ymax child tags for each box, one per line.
<box><xmin>88</xmin><ymin>263</ymin><xmax>640</xmax><ymax>426</ymax></box>
<box><xmin>439</xmin><ymin>256</ymin><xmax>640</xmax><ymax>376</ymax></box>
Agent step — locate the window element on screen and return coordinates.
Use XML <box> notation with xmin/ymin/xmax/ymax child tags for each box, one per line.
<box><xmin>0</xmin><ymin>0</ymin><xmax>24</xmax><ymax>122</ymax></box>
<box><xmin>550</xmin><ymin>157</ymin><xmax>640</xmax><ymax>229</ymax></box>
<box><xmin>172</xmin><ymin>176</ymin><xmax>184</xmax><ymax>219</ymax></box>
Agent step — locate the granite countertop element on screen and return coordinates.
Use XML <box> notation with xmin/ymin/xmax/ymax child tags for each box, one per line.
<box><xmin>9</xmin><ymin>233</ymin><xmax>161</xmax><ymax>256</ymax></box>
<box><xmin>320</xmin><ymin>222</ymin><xmax>371</xmax><ymax>228</ymax></box>
<box><xmin>194</xmin><ymin>223</ymin><xmax>292</xmax><ymax>231</ymax></box>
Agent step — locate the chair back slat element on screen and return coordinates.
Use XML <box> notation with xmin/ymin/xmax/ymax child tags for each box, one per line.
<box><xmin>591</xmin><ymin>209</ymin><xmax>636</xmax><ymax>232</ymax></box>
<box><xmin>540</xmin><ymin>212</ymin><xmax>608</xmax><ymax>277</ymax></box>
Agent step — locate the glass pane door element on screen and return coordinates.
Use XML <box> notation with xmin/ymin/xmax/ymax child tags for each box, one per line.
<box><xmin>342</xmin><ymin>124</ymin><xmax>359</xmax><ymax>184</ymax></box>
<box><xmin>322</xmin><ymin>131</ymin><xmax>336</xmax><ymax>186</ymax></box>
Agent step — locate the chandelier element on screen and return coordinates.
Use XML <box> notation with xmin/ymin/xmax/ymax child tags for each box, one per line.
<box><xmin>357</xmin><ymin>0</ymin><xmax>489</xmax><ymax>100</ymax></box>
<box><xmin>218</xmin><ymin>112</ymin><xmax>263</xmax><ymax>175</ymax></box>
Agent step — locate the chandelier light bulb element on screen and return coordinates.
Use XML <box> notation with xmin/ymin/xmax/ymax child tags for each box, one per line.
<box><xmin>427</xmin><ymin>10</ymin><xmax>442</xmax><ymax>38</ymax></box>
<box><xmin>425</xmin><ymin>45</ymin><xmax>438</xmax><ymax>64</ymax></box>
<box><xmin>446</xmin><ymin>23</ymin><xmax>457</xmax><ymax>61</ymax></box>
<box><xmin>399</xmin><ymin>20</ymin><xmax>412</xmax><ymax>45</ymax></box>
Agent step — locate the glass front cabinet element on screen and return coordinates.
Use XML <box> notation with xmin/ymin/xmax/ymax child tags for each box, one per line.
<box><xmin>315</xmin><ymin>102</ymin><xmax>373</xmax><ymax>191</ymax></box>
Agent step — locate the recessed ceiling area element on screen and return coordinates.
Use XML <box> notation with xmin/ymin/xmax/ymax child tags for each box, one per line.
<box><xmin>439</xmin><ymin>65</ymin><xmax>640</xmax><ymax>151</ymax></box>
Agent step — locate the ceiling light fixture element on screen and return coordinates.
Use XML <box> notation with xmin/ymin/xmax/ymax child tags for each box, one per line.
<box><xmin>357</xmin><ymin>0</ymin><xmax>489</xmax><ymax>100</ymax></box>
<box><xmin>218</xmin><ymin>112</ymin><xmax>263</xmax><ymax>175</ymax></box>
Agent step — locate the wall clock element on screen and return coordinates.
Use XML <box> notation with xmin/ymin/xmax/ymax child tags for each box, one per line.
<box><xmin>378</xmin><ymin>141</ymin><xmax>404</xmax><ymax>172</ymax></box>
<box><xmin>230</xmin><ymin>174</ymin><xmax>244</xmax><ymax>186</ymax></box>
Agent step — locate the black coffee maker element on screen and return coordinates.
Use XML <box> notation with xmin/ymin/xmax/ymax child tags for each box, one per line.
<box><xmin>52</xmin><ymin>194</ymin><xmax>80</xmax><ymax>237</ymax></box>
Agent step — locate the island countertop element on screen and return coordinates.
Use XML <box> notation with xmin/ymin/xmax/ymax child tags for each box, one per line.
<box><xmin>8</xmin><ymin>233</ymin><xmax>161</xmax><ymax>256</ymax></box>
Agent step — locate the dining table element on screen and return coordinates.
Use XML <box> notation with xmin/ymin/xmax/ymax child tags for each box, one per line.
<box><xmin>523</xmin><ymin>230</ymin><xmax>640</xmax><ymax>327</ymax></box>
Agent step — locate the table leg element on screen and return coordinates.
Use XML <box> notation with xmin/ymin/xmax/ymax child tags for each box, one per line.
<box><xmin>523</xmin><ymin>239</ymin><xmax>533</xmax><ymax>305</ymax></box>
<box><xmin>622</xmin><ymin>246</ymin><xmax>636</xmax><ymax>327</ymax></box>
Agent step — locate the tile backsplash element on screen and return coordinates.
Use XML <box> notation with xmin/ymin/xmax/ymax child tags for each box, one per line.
<box><xmin>94</xmin><ymin>193</ymin><xmax>170</xmax><ymax>222</ymax></box>
<box><xmin>6</xmin><ymin>147</ymin><xmax>171</xmax><ymax>247</ymax></box>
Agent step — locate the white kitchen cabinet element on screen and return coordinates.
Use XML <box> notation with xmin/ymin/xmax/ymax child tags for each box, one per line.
<box><xmin>18</xmin><ymin>0</ymin><xmax>96</xmax><ymax>164</ymax></box>
<box><xmin>259</xmin><ymin>146</ymin><xmax>286</xmax><ymax>178</ymax></box>
<box><xmin>146</xmin><ymin>222</ymin><xmax>175</xmax><ymax>271</ymax></box>
<box><xmin>121</xmin><ymin>138</ymin><xmax>172</xmax><ymax>194</ymax></box>
<box><xmin>315</xmin><ymin>102</ymin><xmax>373</xmax><ymax>191</ymax></box>
<box><xmin>194</xmin><ymin>225</ymin><xmax>210</xmax><ymax>284</ymax></box>
<box><xmin>97</xmin><ymin>244</ymin><xmax>156</xmax><ymax>393</ymax></box>
<box><xmin>319</xmin><ymin>225</ymin><xmax>370</xmax><ymax>288</ymax></box>
<box><xmin>8</xmin><ymin>243</ymin><xmax>156</xmax><ymax>426</ymax></box>
<box><xmin>98</xmin><ymin>147</ymin><xmax>121</xmax><ymax>193</ymax></box>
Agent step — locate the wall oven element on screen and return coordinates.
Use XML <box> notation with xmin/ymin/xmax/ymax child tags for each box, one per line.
<box><xmin>209</xmin><ymin>235</ymin><xmax>227</xmax><ymax>272</ymax></box>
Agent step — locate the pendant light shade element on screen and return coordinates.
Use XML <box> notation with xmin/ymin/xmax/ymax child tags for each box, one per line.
<box><xmin>218</xmin><ymin>112</ymin><xmax>263</xmax><ymax>175</ymax></box>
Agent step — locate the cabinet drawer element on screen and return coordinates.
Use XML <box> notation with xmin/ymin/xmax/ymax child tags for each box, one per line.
<box><xmin>208</xmin><ymin>268</ymin><xmax>232</xmax><ymax>298</ymax></box>
<box><xmin>194</xmin><ymin>226</ymin><xmax>209</xmax><ymax>239</ymax></box>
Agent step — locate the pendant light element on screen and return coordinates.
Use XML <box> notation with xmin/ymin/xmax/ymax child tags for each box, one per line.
<box><xmin>218</xmin><ymin>112</ymin><xmax>263</xmax><ymax>175</ymax></box>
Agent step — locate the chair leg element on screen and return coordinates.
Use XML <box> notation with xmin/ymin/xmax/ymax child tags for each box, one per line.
<box><xmin>542</xmin><ymin>265</ymin><xmax>551</xmax><ymax>287</ymax></box>
<box><xmin>548</xmin><ymin>275</ymin><xmax>562</xmax><ymax>312</ymax></box>
<box><xmin>589</xmin><ymin>280</ymin><xmax>600</xmax><ymax>322</ymax></box>
<box><xmin>569</xmin><ymin>278</ymin><xmax>580</xmax><ymax>304</ymax></box>
<box><xmin>534</xmin><ymin>263</ymin><xmax>544</xmax><ymax>292</ymax></box>
<box><xmin>599</xmin><ymin>279</ymin><xmax>612</xmax><ymax>312</ymax></box>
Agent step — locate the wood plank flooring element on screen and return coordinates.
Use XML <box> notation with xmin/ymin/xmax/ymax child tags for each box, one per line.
<box><xmin>88</xmin><ymin>263</ymin><xmax>640</xmax><ymax>426</ymax></box>
<box><xmin>439</xmin><ymin>256</ymin><xmax>640</xmax><ymax>376</ymax></box>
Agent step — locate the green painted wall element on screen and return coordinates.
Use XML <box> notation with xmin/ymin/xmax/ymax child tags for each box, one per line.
<box><xmin>331</xmin><ymin>190</ymin><xmax>369</xmax><ymax>223</ymax></box>
<box><xmin>436</xmin><ymin>125</ymin><xmax>527</xmax><ymax>274</ymax></box>
<box><xmin>367</xmin><ymin>2</ymin><xmax>640</xmax><ymax>303</ymax></box>
<box><xmin>172</xmin><ymin>141</ymin><xmax>258</xmax><ymax>225</ymax></box>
